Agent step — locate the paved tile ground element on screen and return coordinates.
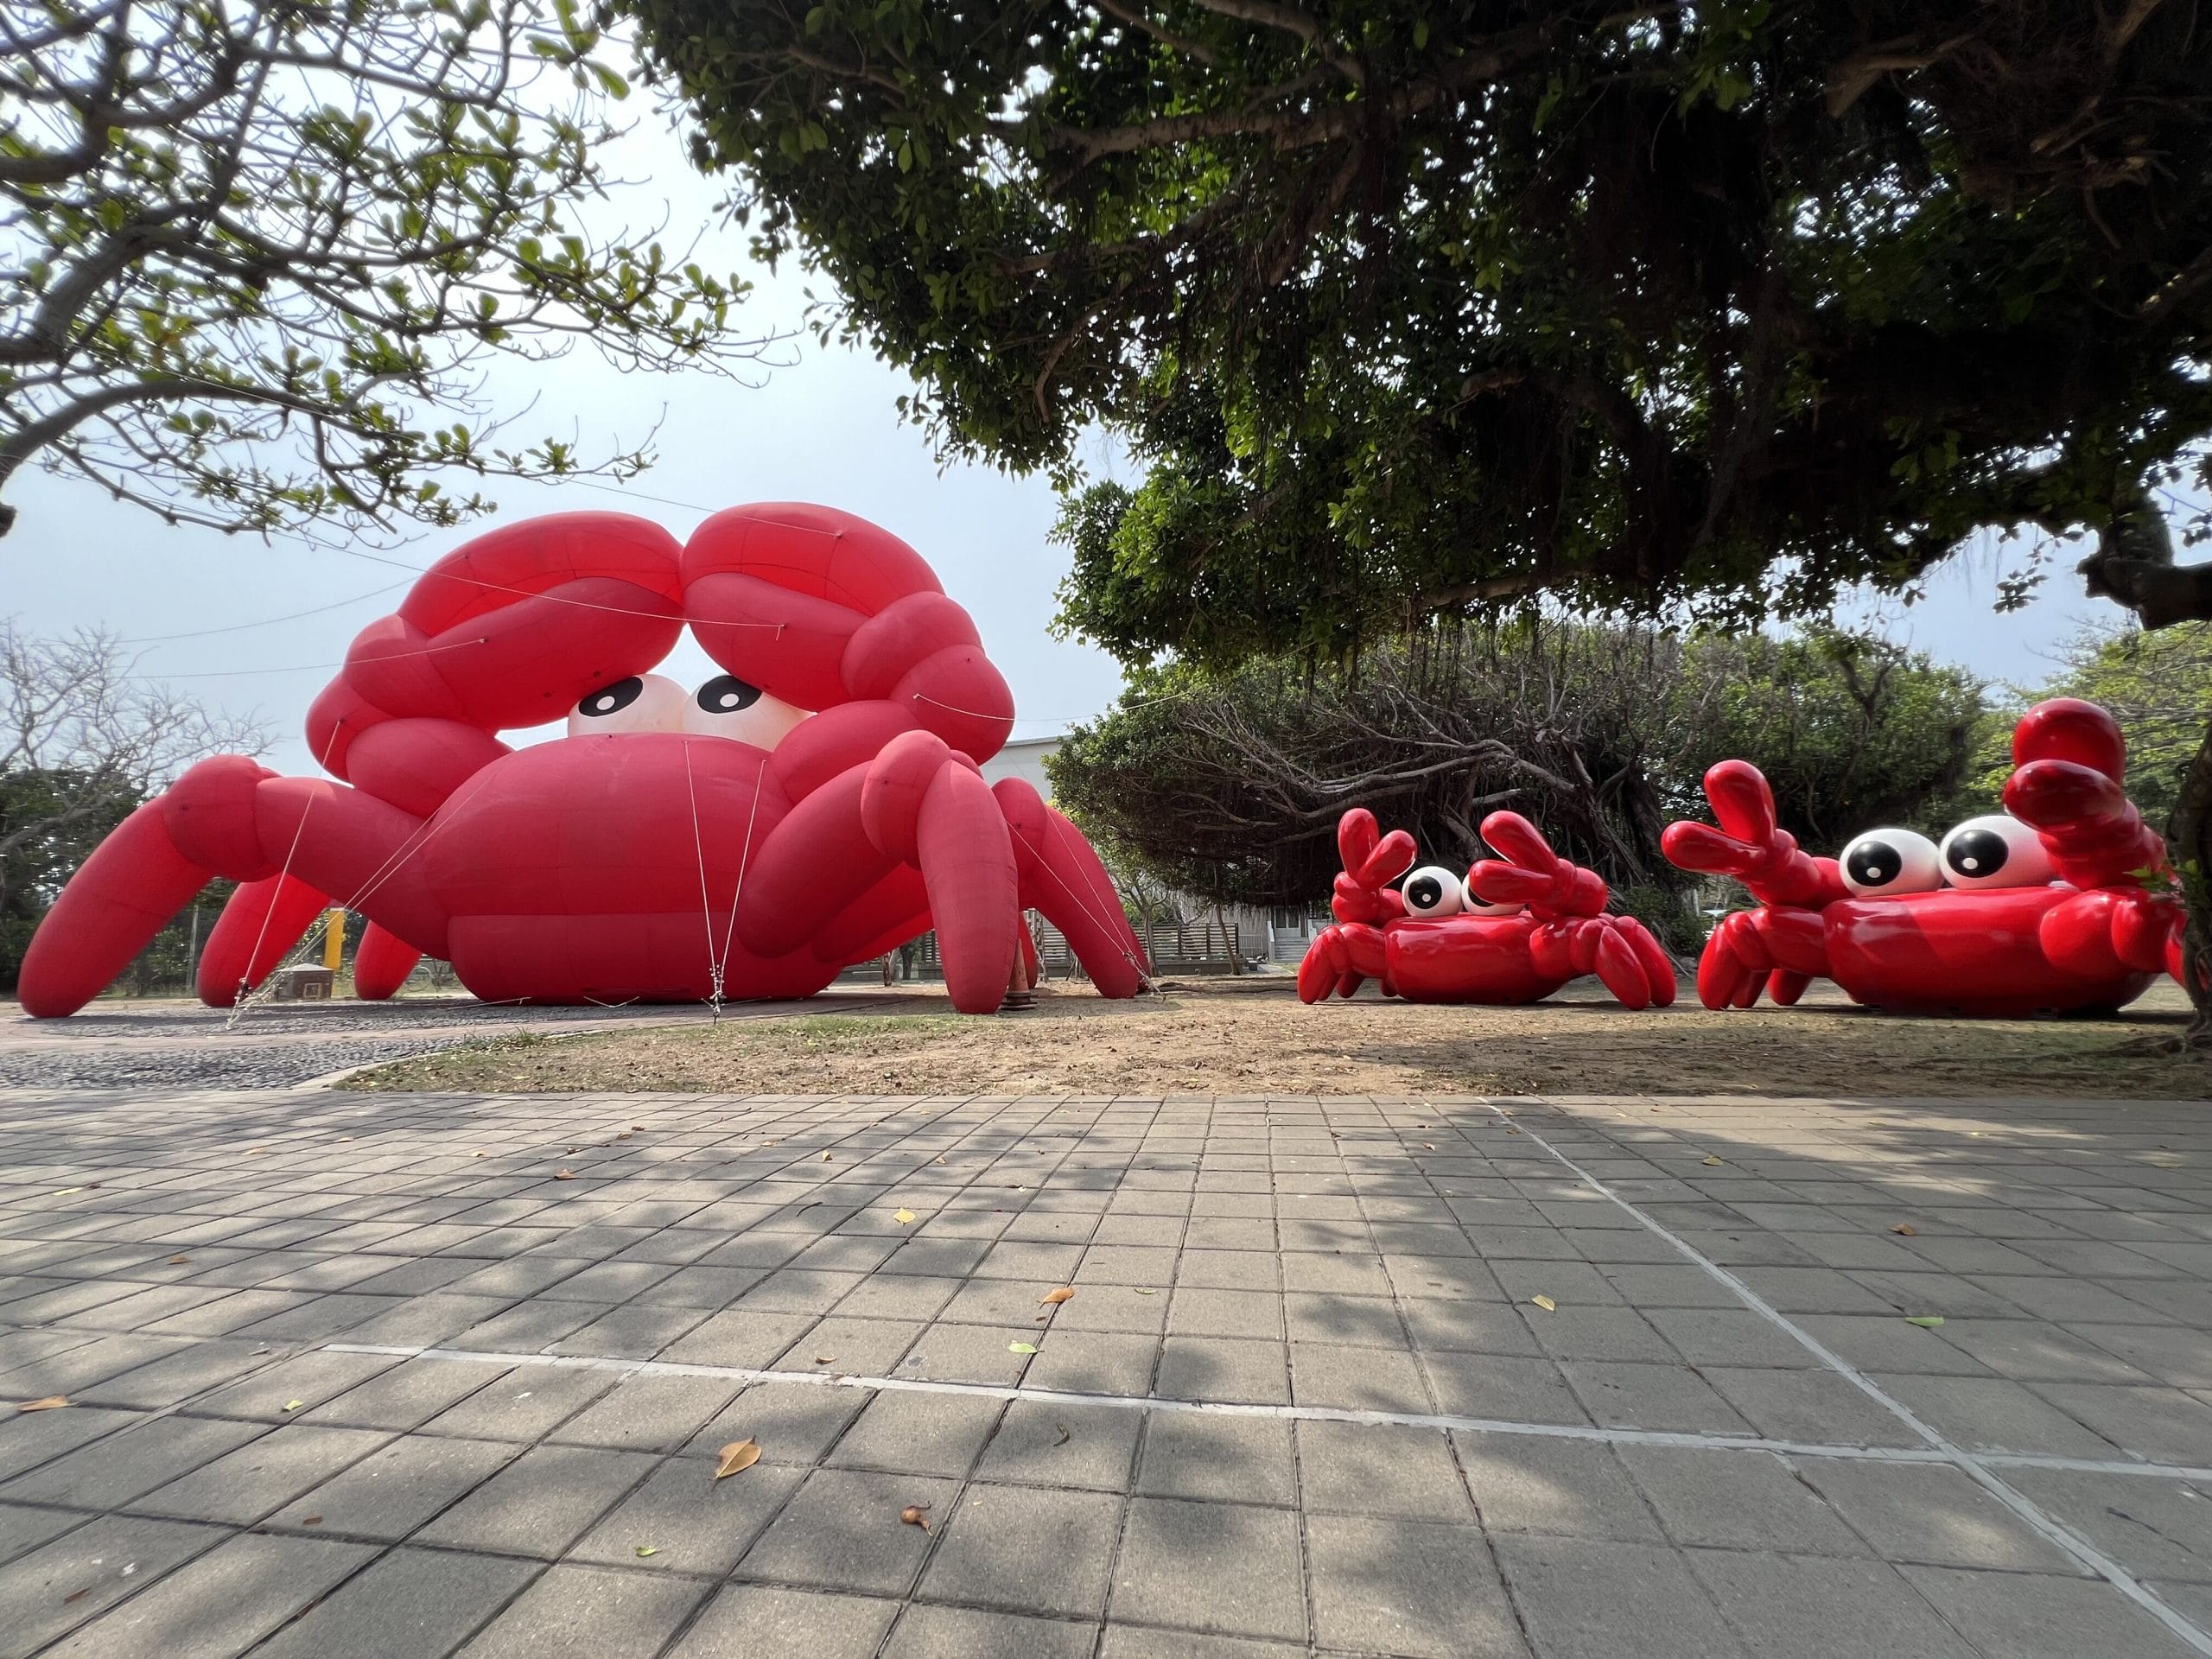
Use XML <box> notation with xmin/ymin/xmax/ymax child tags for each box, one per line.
<box><xmin>0</xmin><ymin>1085</ymin><xmax>2209</xmax><ymax>1656</ymax></box>
<box><xmin>0</xmin><ymin>992</ymin><xmax>911</xmax><ymax>1091</ymax></box>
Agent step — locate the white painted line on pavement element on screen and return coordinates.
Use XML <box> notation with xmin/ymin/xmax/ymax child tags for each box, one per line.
<box><xmin>322</xmin><ymin>1341</ymin><xmax>2212</xmax><ymax>1484</ymax></box>
<box><xmin>1478</xmin><ymin>1103</ymin><xmax>2212</xmax><ymax>1657</ymax></box>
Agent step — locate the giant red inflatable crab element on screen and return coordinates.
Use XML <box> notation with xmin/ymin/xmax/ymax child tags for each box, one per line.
<box><xmin>1662</xmin><ymin>698</ymin><xmax>2184</xmax><ymax>1017</ymax></box>
<box><xmin>1297</xmin><ymin>807</ymin><xmax>1679</xmax><ymax>1008</ymax></box>
<box><xmin>19</xmin><ymin>505</ymin><xmax>1148</xmax><ymax>1018</ymax></box>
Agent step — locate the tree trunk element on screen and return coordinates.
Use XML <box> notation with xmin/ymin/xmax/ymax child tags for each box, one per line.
<box><xmin>2171</xmin><ymin>713</ymin><xmax>2212</xmax><ymax>1050</ymax></box>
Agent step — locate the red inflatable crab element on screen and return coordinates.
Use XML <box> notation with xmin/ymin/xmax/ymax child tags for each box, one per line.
<box><xmin>1661</xmin><ymin>698</ymin><xmax>2183</xmax><ymax>1017</ymax></box>
<box><xmin>1297</xmin><ymin>807</ymin><xmax>1680</xmax><ymax>1008</ymax></box>
<box><xmin>19</xmin><ymin>505</ymin><xmax>1148</xmax><ymax>1018</ymax></box>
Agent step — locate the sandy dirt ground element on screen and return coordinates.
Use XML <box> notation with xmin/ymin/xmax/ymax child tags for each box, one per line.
<box><xmin>348</xmin><ymin>975</ymin><xmax>2209</xmax><ymax>1098</ymax></box>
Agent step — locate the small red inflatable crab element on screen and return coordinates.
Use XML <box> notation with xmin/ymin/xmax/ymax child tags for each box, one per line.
<box><xmin>20</xmin><ymin>505</ymin><xmax>1148</xmax><ymax>1017</ymax></box>
<box><xmin>1661</xmin><ymin>698</ymin><xmax>2183</xmax><ymax>1017</ymax></box>
<box><xmin>1297</xmin><ymin>808</ymin><xmax>1680</xmax><ymax>1008</ymax></box>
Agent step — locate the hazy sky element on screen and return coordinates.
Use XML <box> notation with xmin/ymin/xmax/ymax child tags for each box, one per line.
<box><xmin>4</xmin><ymin>100</ymin><xmax>2119</xmax><ymax>776</ymax></box>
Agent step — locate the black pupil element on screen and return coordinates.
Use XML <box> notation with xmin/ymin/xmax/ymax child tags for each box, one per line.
<box><xmin>1405</xmin><ymin>874</ymin><xmax>1444</xmax><ymax>910</ymax></box>
<box><xmin>580</xmin><ymin>677</ymin><xmax>642</xmax><ymax>717</ymax></box>
<box><xmin>697</xmin><ymin>675</ymin><xmax>762</xmax><ymax>715</ymax></box>
<box><xmin>1847</xmin><ymin>840</ymin><xmax>1902</xmax><ymax>887</ymax></box>
<box><xmin>1946</xmin><ymin>828</ymin><xmax>2009</xmax><ymax>879</ymax></box>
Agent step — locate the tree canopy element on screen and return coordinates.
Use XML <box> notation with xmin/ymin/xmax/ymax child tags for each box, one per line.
<box><xmin>633</xmin><ymin>0</ymin><xmax>2212</xmax><ymax>664</ymax></box>
<box><xmin>1</xmin><ymin>0</ymin><xmax>775</xmax><ymax>543</ymax></box>
<box><xmin>1045</xmin><ymin>623</ymin><xmax>1981</xmax><ymax>943</ymax></box>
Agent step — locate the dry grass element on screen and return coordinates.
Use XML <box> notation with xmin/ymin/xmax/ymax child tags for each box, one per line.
<box><xmin>346</xmin><ymin>976</ymin><xmax>2209</xmax><ymax>1098</ymax></box>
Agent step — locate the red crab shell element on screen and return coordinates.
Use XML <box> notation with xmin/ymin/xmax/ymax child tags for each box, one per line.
<box><xmin>19</xmin><ymin>505</ymin><xmax>1149</xmax><ymax>1017</ymax></box>
<box><xmin>1662</xmin><ymin>699</ymin><xmax>2183</xmax><ymax>1018</ymax></box>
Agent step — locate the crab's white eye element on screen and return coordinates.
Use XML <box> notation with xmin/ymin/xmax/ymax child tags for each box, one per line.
<box><xmin>1459</xmin><ymin>876</ymin><xmax>1524</xmax><ymax>917</ymax></box>
<box><xmin>1839</xmin><ymin>828</ymin><xmax>1942</xmax><ymax>897</ymax></box>
<box><xmin>1401</xmin><ymin>865</ymin><xmax>1465</xmax><ymax>918</ymax></box>
<box><xmin>567</xmin><ymin>672</ymin><xmax>687</xmax><ymax>736</ymax></box>
<box><xmin>683</xmin><ymin>674</ymin><xmax>810</xmax><ymax>747</ymax></box>
<box><xmin>1939</xmin><ymin>815</ymin><xmax>2053</xmax><ymax>890</ymax></box>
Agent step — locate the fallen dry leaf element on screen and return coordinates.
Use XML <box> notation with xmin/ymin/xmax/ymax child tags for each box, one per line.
<box><xmin>62</xmin><ymin>1588</ymin><xmax>88</xmax><ymax>1605</ymax></box>
<box><xmin>1891</xmin><ymin>1224</ymin><xmax>1917</xmax><ymax>1236</ymax></box>
<box><xmin>167</xmin><ymin>1255</ymin><xmax>190</xmax><ymax>1265</ymax></box>
<box><xmin>301</xmin><ymin>1516</ymin><xmax>323</xmax><ymax>1527</ymax></box>
<box><xmin>17</xmin><ymin>1396</ymin><xmax>67</xmax><ymax>1412</ymax></box>
<box><xmin>1530</xmin><ymin>1295</ymin><xmax>1557</xmax><ymax>1313</ymax></box>
<box><xmin>1039</xmin><ymin>1287</ymin><xmax>1075</xmax><ymax>1306</ymax></box>
<box><xmin>812</xmin><ymin>1355</ymin><xmax>836</xmax><ymax>1365</ymax></box>
<box><xmin>1132</xmin><ymin>1287</ymin><xmax>1158</xmax><ymax>1296</ymax></box>
<box><xmin>1008</xmin><ymin>1341</ymin><xmax>1038</xmax><ymax>1355</ymax></box>
<box><xmin>634</xmin><ymin>1545</ymin><xmax>658</xmax><ymax>1558</ymax></box>
<box><xmin>900</xmin><ymin>1503</ymin><xmax>931</xmax><ymax>1532</ymax></box>
<box><xmin>1702</xmin><ymin>1155</ymin><xmax>1724</xmax><ymax>1166</ymax></box>
<box><xmin>282</xmin><ymin>1399</ymin><xmax>304</xmax><ymax>1412</ymax></box>
<box><xmin>714</xmin><ymin>1439</ymin><xmax>762</xmax><ymax>1480</ymax></box>
<box><xmin>554</xmin><ymin>1169</ymin><xmax>575</xmax><ymax>1180</ymax></box>
<box><xmin>933</xmin><ymin>1155</ymin><xmax>947</xmax><ymax>1166</ymax></box>
<box><xmin>821</xmin><ymin>1151</ymin><xmax>833</xmax><ymax>1162</ymax></box>
<box><xmin>1052</xmin><ymin>1423</ymin><xmax>1071</xmax><ymax>1446</ymax></box>
<box><xmin>1904</xmin><ymin>1315</ymin><xmax>1946</xmax><ymax>1328</ymax></box>
<box><xmin>893</xmin><ymin>1209</ymin><xmax>917</xmax><ymax>1224</ymax></box>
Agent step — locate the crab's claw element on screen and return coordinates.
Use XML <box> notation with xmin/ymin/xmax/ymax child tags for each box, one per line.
<box><xmin>2005</xmin><ymin>699</ymin><xmax>2169</xmax><ymax>892</ymax></box>
<box><xmin>1469</xmin><ymin>812</ymin><xmax>1608</xmax><ymax>918</ymax></box>
<box><xmin>1662</xmin><ymin>762</ymin><xmax>1847</xmax><ymax>909</ymax></box>
<box><xmin>1331</xmin><ymin>808</ymin><xmax>1415</xmax><ymax>924</ymax></box>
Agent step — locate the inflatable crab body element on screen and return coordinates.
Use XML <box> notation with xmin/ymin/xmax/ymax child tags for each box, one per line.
<box><xmin>1662</xmin><ymin>698</ymin><xmax>2182</xmax><ymax>1018</ymax></box>
<box><xmin>1297</xmin><ymin>808</ymin><xmax>1679</xmax><ymax>1009</ymax></box>
<box><xmin>19</xmin><ymin>505</ymin><xmax>1148</xmax><ymax>1017</ymax></box>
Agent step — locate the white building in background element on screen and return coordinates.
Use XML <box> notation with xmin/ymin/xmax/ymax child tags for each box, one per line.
<box><xmin>981</xmin><ymin>734</ymin><xmax>1320</xmax><ymax>968</ymax></box>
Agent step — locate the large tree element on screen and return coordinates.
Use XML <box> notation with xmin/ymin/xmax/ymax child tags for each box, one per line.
<box><xmin>635</xmin><ymin>0</ymin><xmax>2212</xmax><ymax>1027</ymax></box>
<box><xmin>1</xmin><ymin>0</ymin><xmax>772</xmax><ymax>543</ymax></box>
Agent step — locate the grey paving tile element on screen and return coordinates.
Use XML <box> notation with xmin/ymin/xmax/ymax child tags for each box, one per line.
<box><xmin>40</xmin><ymin>1530</ymin><xmax>378</xmax><ymax>1659</ymax></box>
<box><xmin>1618</xmin><ymin>1444</ymin><xmax>1868</xmax><ymax>1556</ymax></box>
<box><xmin>688</xmin><ymin>1379</ymin><xmax>869</xmax><ymax>1466</ymax></box>
<box><xmin>890</xmin><ymin>1603</ymin><xmax>1094</xmax><ymax>1658</ymax></box>
<box><xmin>547</xmin><ymin>1372</ymin><xmax>742</xmax><ymax>1453</ymax></box>
<box><xmin>735</xmin><ymin>1467</ymin><xmax>960</xmax><ymax>1596</ymax></box>
<box><xmin>1138</xmin><ymin>1412</ymin><xmax>1296</xmax><ymax>1505</ymax></box>
<box><xmin>457</xmin><ymin>1562</ymin><xmax>709</xmax><ymax>1658</ymax></box>
<box><xmin>1800</xmin><ymin>1459</ymin><xmax>2084</xmax><ymax>1573</ymax></box>
<box><xmin>129</xmin><ymin>1423</ymin><xmax>391</xmax><ymax>1525</ymax></box>
<box><xmin>976</xmin><ymin>1399</ymin><xmax>1141</xmax><ymax>1491</ymax></box>
<box><xmin>1454</xmin><ymin>1430</ymin><xmax>1664</xmax><ymax>1541</ymax></box>
<box><xmin>919</xmin><ymin>1482</ymin><xmax>1122</xmax><ymax>1616</ymax></box>
<box><xmin>0</xmin><ymin>1513</ymin><xmax>219</xmax><ymax>1659</ymax></box>
<box><xmin>569</xmin><ymin>1456</ymin><xmax>804</xmax><ymax>1575</ymax></box>
<box><xmin>1109</xmin><ymin>1497</ymin><xmax>1306</xmax><ymax>1642</ymax></box>
<box><xmin>414</xmin><ymin>1443</ymin><xmax>658</xmax><ymax>1557</ymax></box>
<box><xmin>1493</xmin><ymin>1533</ymin><xmax>1751</xmax><ymax>1659</ymax></box>
<box><xmin>1</xmin><ymin>1414</ymin><xmax>266</xmax><ymax>1510</ymax></box>
<box><xmin>422</xmin><ymin>1363</ymin><xmax>619</xmax><ymax>1440</ymax></box>
<box><xmin>1297</xmin><ymin>1421</ymin><xmax>1472</xmax><ymax>1521</ymax></box>
<box><xmin>0</xmin><ymin>1404</ymin><xmax>145</xmax><ymax>1482</ymax></box>
<box><xmin>269</xmin><ymin>1432</ymin><xmax>516</xmax><ymax>1538</ymax></box>
<box><xmin>826</xmin><ymin>1388</ymin><xmax>1002</xmax><ymax>1477</ymax></box>
<box><xmin>1306</xmin><ymin>1513</ymin><xmax>1528</xmax><ymax>1657</ymax></box>
<box><xmin>670</xmin><ymin>1584</ymin><xmax>898</xmax><ymax>1658</ymax></box>
<box><xmin>252</xmin><ymin>1546</ymin><xmax>540</xmax><ymax>1659</ymax></box>
<box><xmin>1900</xmin><ymin>1562</ymin><xmax>2207</xmax><ymax>1658</ymax></box>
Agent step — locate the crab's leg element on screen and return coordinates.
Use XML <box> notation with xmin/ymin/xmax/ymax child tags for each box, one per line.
<box><xmin>354</xmin><ymin>924</ymin><xmax>423</xmax><ymax>1001</ymax></box>
<box><xmin>810</xmin><ymin>867</ymin><xmax>931</xmax><ymax>966</ymax></box>
<box><xmin>994</xmin><ymin>778</ymin><xmax>1148</xmax><ymax>998</ymax></box>
<box><xmin>197</xmin><ymin>874</ymin><xmax>333</xmax><ymax>1007</ymax></box>
<box><xmin>1766</xmin><ymin>970</ymin><xmax>1813</xmax><ymax>1007</ymax></box>
<box><xmin>865</xmin><ymin>738</ymin><xmax>1018</xmax><ymax>1014</ymax></box>
<box><xmin>16</xmin><ymin>802</ymin><xmax>219</xmax><ymax>1018</ymax></box>
<box><xmin>1297</xmin><ymin>924</ymin><xmax>1388</xmax><ymax>1003</ymax></box>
